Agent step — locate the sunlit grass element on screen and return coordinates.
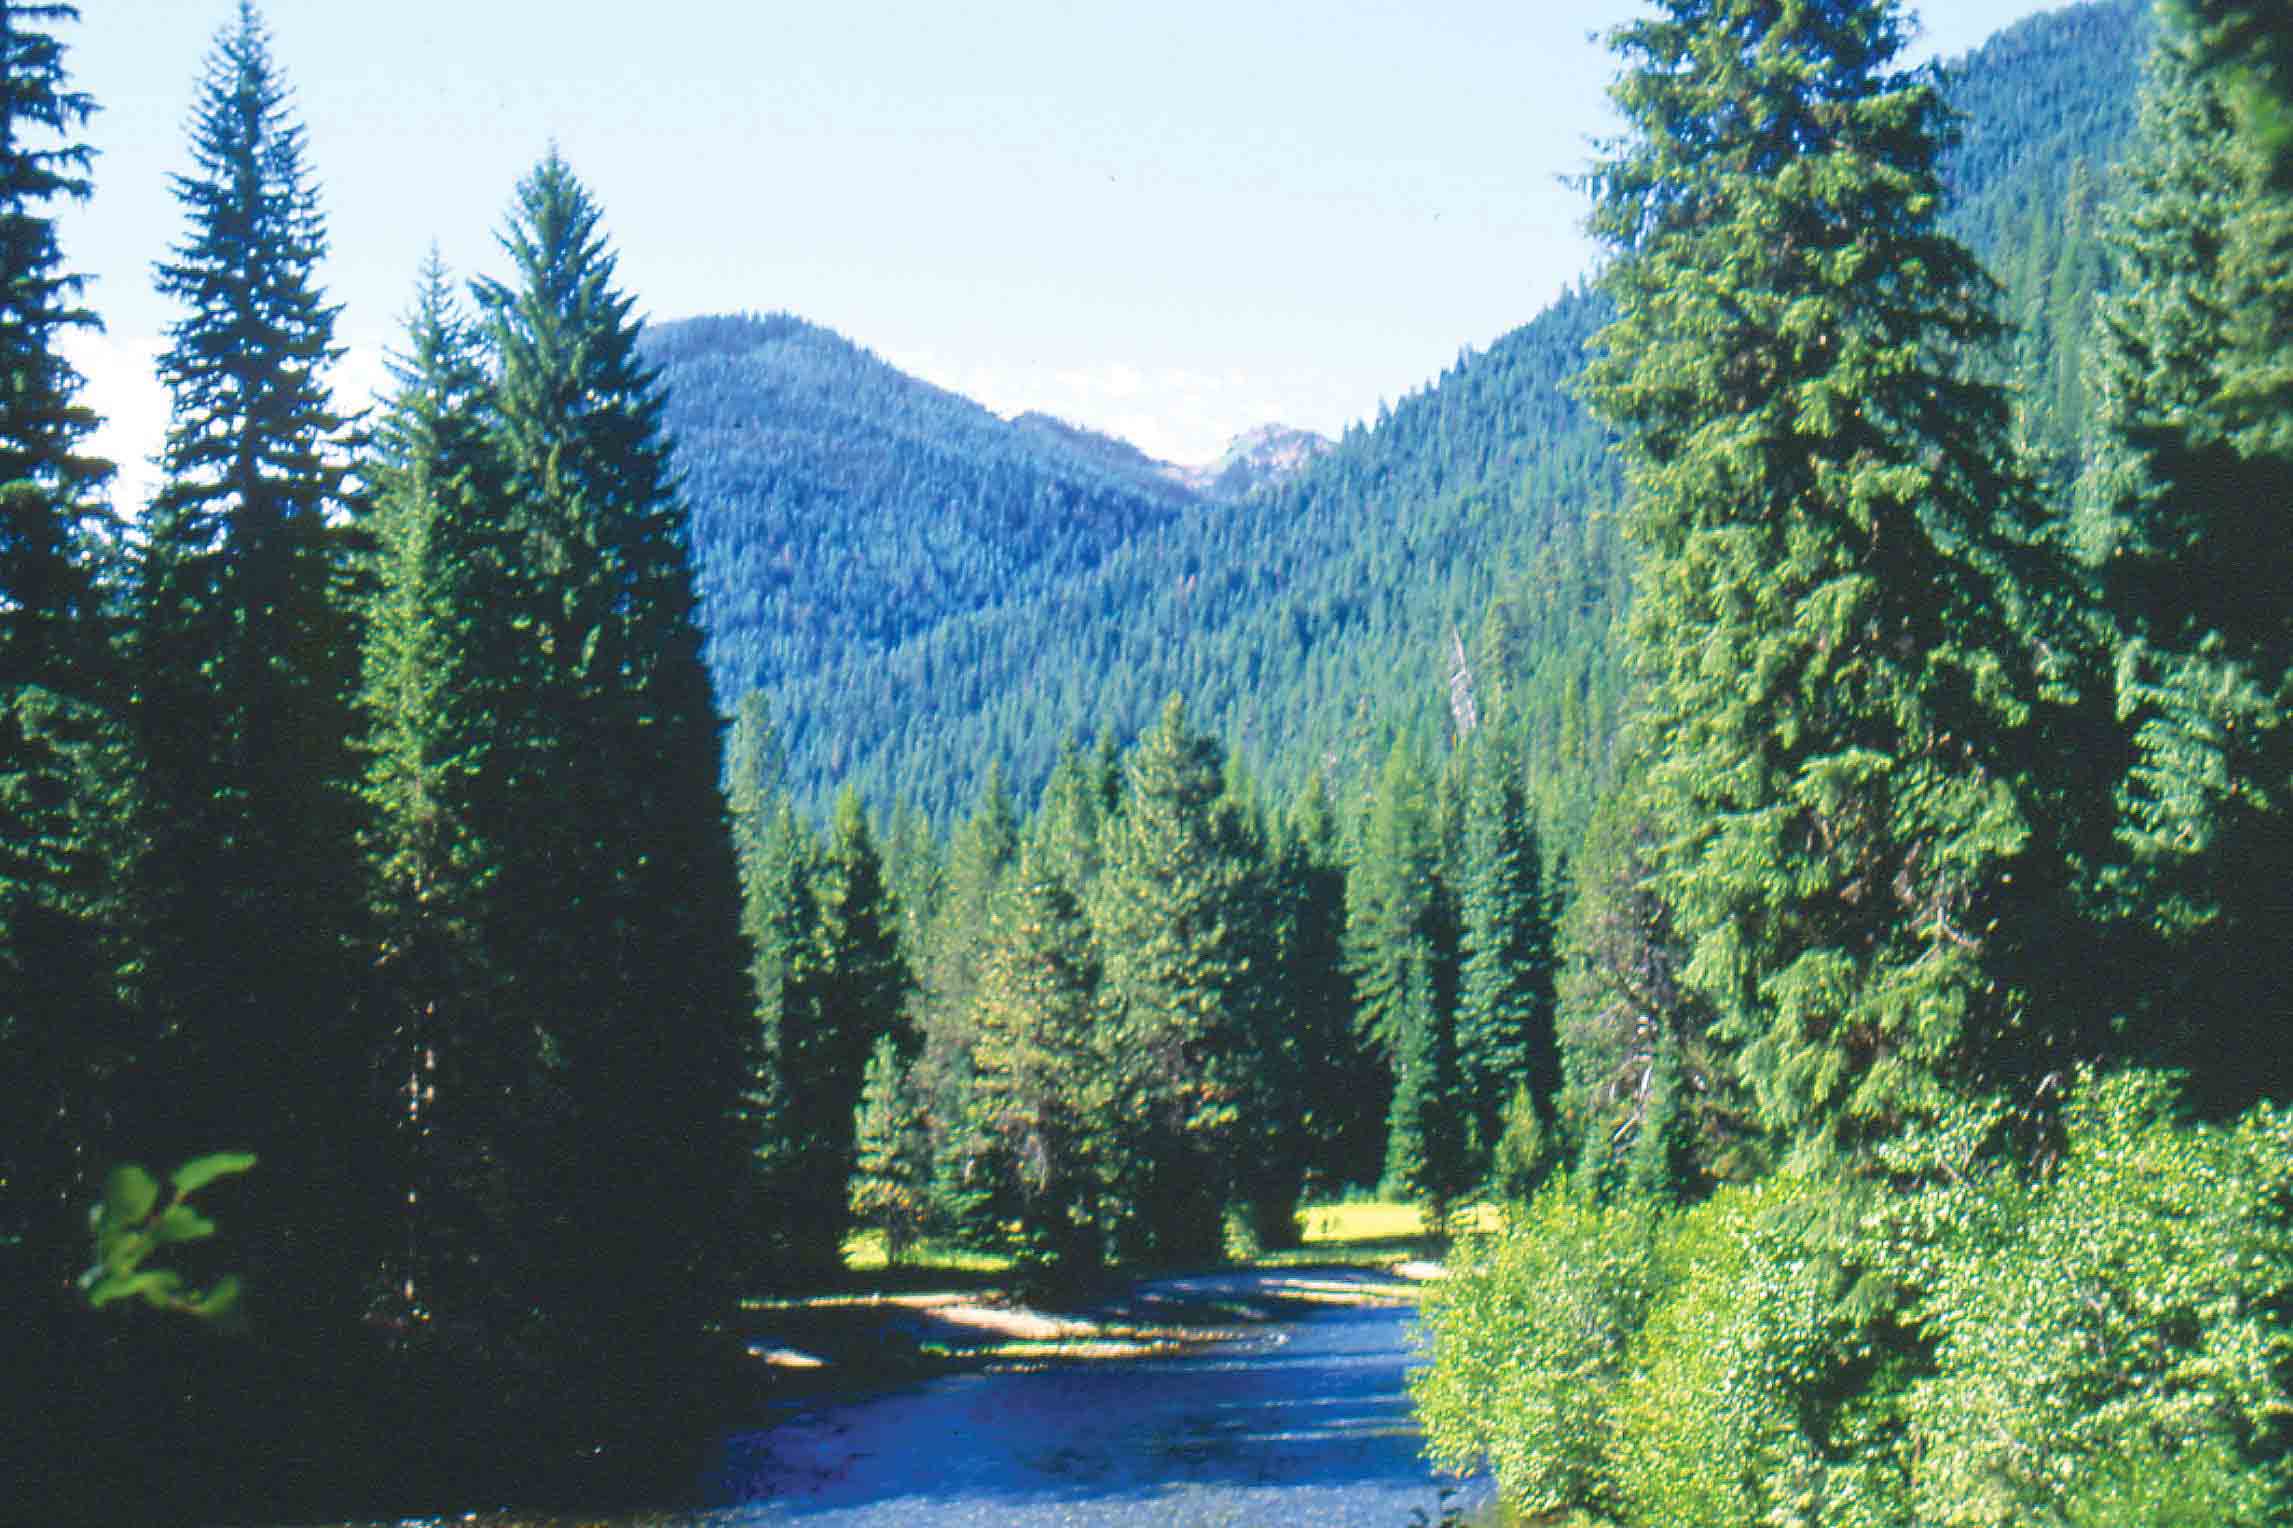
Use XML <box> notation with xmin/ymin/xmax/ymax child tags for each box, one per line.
<box><xmin>840</xmin><ymin>1229</ymin><xmax>1014</xmax><ymax>1275</ymax></box>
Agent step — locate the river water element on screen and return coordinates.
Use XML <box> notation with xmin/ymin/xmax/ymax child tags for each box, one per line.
<box><xmin>696</xmin><ymin>1270</ymin><xmax>1492</xmax><ymax>1526</ymax></box>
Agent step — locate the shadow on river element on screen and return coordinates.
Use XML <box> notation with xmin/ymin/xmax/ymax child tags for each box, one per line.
<box><xmin>697</xmin><ymin>1268</ymin><xmax>1494</xmax><ymax>1526</ymax></box>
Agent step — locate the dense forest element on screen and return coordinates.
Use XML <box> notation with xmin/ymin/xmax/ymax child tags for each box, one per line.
<box><xmin>5</xmin><ymin>0</ymin><xmax>2289</xmax><ymax>1524</ymax></box>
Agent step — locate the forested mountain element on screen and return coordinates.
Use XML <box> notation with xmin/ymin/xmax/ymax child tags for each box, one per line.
<box><xmin>752</xmin><ymin>288</ymin><xmax>1626</xmax><ymax>830</ymax></box>
<box><xmin>649</xmin><ymin>314</ymin><xmax>1234</xmax><ymax>720</ymax></box>
<box><xmin>676</xmin><ymin>0</ymin><xmax>2152</xmax><ymax>832</ymax></box>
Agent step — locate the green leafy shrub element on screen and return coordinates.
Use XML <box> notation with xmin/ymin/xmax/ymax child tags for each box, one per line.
<box><xmin>1610</xmin><ymin>1173</ymin><xmax>1923</xmax><ymax>1528</ymax></box>
<box><xmin>1410</xmin><ymin>1177</ymin><xmax>1659</xmax><ymax>1518</ymax></box>
<box><xmin>1906</xmin><ymin>1071</ymin><xmax>2293</xmax><ymax>1526</ymax></box>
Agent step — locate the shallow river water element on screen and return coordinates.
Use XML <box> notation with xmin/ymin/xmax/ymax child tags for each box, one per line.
<box><xmin>696</xmin><ymin>1271</ymin><xmax>1493</xmax><ymax>1526</ymax></box>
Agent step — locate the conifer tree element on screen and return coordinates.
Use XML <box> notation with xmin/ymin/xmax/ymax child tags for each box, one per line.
<box><xmin>1576</xmin><ymin>0</ymin><xmax>2078</xmax><ymax>1176</ymax></box>
<box><xmin>1092</xmin><ymin>696</ymin><xmax>1262</xmax><ymax>1260</ymax></box>
<box><xmin>2079</xmin><ymin>2</ymin><xmax>2293</xmax><ymax>1109</ymax></box>
<box><xmin>914</xmin><ymin>762</ymin><xmax>1017</xmax><ymax>1204</ymax></box>
<box><xmin>1346</xmin><ymin>738</ymin><xmax>1465</xmax><ymax>1207</ymax></box>
<box><xmin>787</xmin><ymin>787</ymin><xmax>908</xmax><ymax>1263</ymax></box>
<box><xmin>847</xmin><ymin>1035</ymin><xmax>930</xmax><ymax>1266</ymax></box>
<box><xmin>917</xmin><ymin>762</ymin><xmax>1015</xmax><ymax>1050</ymax></box>
<box><xmin>1277</xmin><ymin>774</ymin><xmax>1375</xmax><ymax>1191</ymax></box>
<box><xmin>470</xmin><ymin>149</ymin><xmax>749</xmax><ymax>1361</ymax></box>
<box><xmin>1220</xmin><ymin>773</ymin><xmax>1305</xmax><ymax>1249</ymax></box>
<box><xmin>1454</xmin><ymin>725</ymin><xmax>1559</xmax><ymax>1175</ymax></box>
<box><xmin>128</xmin><ymin>0</ymin><xmax>371</xmax><ymax>1324</ymax></box>
<box><xmin>725</xmin><ymin>694</ymin><xmax>821</xmax><ymax>1275</ymax></box>
<box><xmin>358</xmin><ymin>253</ymin><xmax>520</xmax><ymax>1340</ymax></box>
<box><xmin>970</xmin><ymin>846</ymin><xmax>1108</xmax><ymax>1277</ymax></box>
<box><xmin>1028</xmin><ymin>736</ymin><xmax>1111</xmax><ymax>894</ymax></box>
<box><xmin>0</xmin><ymin>0</ymin><xmax>127</xmax><ymax>1315</ymax></box>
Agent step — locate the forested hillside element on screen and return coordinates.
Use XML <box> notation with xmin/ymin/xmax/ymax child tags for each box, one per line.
<box><xmin>685</xmin><ymin>0</ymin><xmax>2150</xmax><ymax>833</ymax></box>
<box><xmin>648</xmin><ymin>313</ymin><xmax>1200</xmax><ymax>716</ymax></box>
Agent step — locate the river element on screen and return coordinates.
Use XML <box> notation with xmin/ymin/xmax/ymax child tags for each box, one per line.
<box><xmin>694</xmin><ymin>1269</ymin><xmax>1493</xmax><ymax>1526</ymax></box>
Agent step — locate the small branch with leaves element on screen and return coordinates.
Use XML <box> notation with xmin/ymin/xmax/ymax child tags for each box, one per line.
<box><xmin>80</xmin><ymin>1153</ymin><xmax>257</xmax><ymax>1324</ymax></box>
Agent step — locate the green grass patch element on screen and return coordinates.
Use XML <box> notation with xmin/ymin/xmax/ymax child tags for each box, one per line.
<box><xmin>1242</xmin><ymin>1198</ymin><xmax>1502</xmax><ymax>1269</ymax></box>
<box><xmin>840</xmin><ymin>1228</ymin><xmax>1015</xmax><ymax>1276</ymax></box>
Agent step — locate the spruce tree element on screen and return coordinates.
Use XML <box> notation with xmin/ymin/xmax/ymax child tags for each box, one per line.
<box><xmin>1091</xmin><ymin>696</ymin><xmax>1261</xmax><ymax>1260</ymax></box>
<box><xmin>0</xmin><ymin>0</ymin><xmax>127</xmax><ymax>1331</ymax></box>
<box><xmin>913</xmin><ymin>762</ymin><xmax>1016</xmax><ymax>1210</ymax></box>
<box><xmin>128</xmin><ymin>0</ymin><xmax>371</xmax><ymax>1326</ymax></box>
<box><xmin>1279</xmin><ymin>774</ymin><xmax>1377</xmax><ymax>1191</ymax></box>
<box><xmin>358</xmin><ymin>254</ymin><xmax>529</xmax><ymax>1341</ymax></box>
<box><xmin>1576</xmin><ymin>0</ymin><xmax>2078</xmax><ymax>1176</ymax></box>
<box><xmin>1346</xmin><ymin>737</ymin><xmax>1464</xmax><ymax>1205</ymax></box>
<box><xmin>788</xmin><ymin>787</ymin><xmax>908</xmax><ymax>1264</ymax></box>
<box><xmin>970</xmin><ymin>846</ymin><xmax>1108</xmax><ymax>1278</ymax></box>
<box><xmin>471</xmin><ymin>150</ymin><xmax>749</xmax><ymax>1364</ymax></box>
<box><xmin>847</xmin><ymin>1035</ymin><xmax>930</xmax><ymax>1266</ymax></box>
<box><xmin>2079</xmin><ymin>2</ymin><xmax>2293</xmax><ymax>1109</ymax></box>
<box><xmin>725</xmin><ymin>695</ymin><xmax>821</xmax><ymax>1276</ymax></box>
<box><xmin>1454</xmin><ymin>725</ymin><xmax>1559</xmax><ymax>1176</ymax></box>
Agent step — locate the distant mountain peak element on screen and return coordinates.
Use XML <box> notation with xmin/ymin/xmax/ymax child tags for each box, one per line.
<box><xmin>1174</xmin><ymin>423</ymin><xmax>1334</xmax><ymax>500</ymax></box>
<box><xmin>1008</xmin><ymin>409</ymin><xmax>1333</xmax><ymax>502</ymax></box>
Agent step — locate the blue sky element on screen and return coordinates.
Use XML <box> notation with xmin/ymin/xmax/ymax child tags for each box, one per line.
<box><xmin>59</xmin><ymin>0</ymin><xmax>2073</xmax><ymax>504</ymax></box>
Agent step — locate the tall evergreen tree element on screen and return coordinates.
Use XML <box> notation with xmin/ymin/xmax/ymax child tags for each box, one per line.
<box><xmin>1575</xmin><ymin>0</ymin><xmax>2083</xmax><ymax>1179</ymax></box>
<box><xmin>1346</xmin><ymin>737</ymin><xmax>1465</xmax><ymax>1207</ymax></box>
<box><xmin>913</xmin><ymin>762</ymin><xmax>1016</xmax><ymax>1196</ymax></box>
<box><xmin>469</xmin><ymin>149</ymin><xmax>750</xmax><ymax>1366</ymax></box>
<box><xmin>2078</xmin><ymin>1</ymin><xmax>2293</xmax><ymax>1109</ymax></box>
<box><xmin>128</xmin><ymin>0</ymin><xmax>371</xmax><ymax>1325</ymax></box>
<box><xmin>786</xmin><ymin>787</ymin><xmax>908</xmax><ymax>1265</ymax></box>
<box><xmin>847</xmin><ymin>1034</ymin><xmax>930</xmax><ymax>1266</ymax></box>
<box><xmin>1091</xmin><ymin>696</ymin><xmax>1262</xmax><ymax>1261</ymax></box>
<box><xmin>0</xmin><ymin>0</ymin><xmax>127</xmax><ymax>1364</ymax></box>
<box><xmin>1454</xmin><ymin>725</ymin><xmax>1559</xmax><ymax>1175</ymax></box>
<box><xmin>725</xmin><ymin>694</ymin><xmax>822</xmax><ymax>1276</ymax></box>
<box><xmin>1278</xmin><ymin>774</ymin><xmax>1378</xmax><ymax>1191</ymax></box>
<box><xmin>1219</xmin><ymin>772</ymin><xmax>1305</xmax><ymax>1249</ymax></box>
<box><xmin>969</xmin><ymin>845</ymin><xmax>1108</xmax><ymax>1278</ymax></box>
<box><xmin>358</xmin><ymin>253</ymin><xmax>518</xmax><ymax>1345</ymax></box>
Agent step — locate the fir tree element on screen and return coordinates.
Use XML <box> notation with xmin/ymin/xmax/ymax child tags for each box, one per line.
<box><xmin>787</xmin><ymin>787</ymin><xmax>908</xmax><ymax>1264</ymax></box>
<box><xmin>970</xmin><ymin>846</ymin><xmax>1108</xmax><ymax>1278</ymax></box>
<box><xmin>1091</xmin><ymin>696</ymin><xmax>1262</xmax><ymax>1261</ymax></box>
<box><xmin>1576</xmin><ymin>0</ymin><xmax>2081</xmax><ymax>1177</ymax></box>
<box><xmin>128</xmin><ymin>0</ymin><xmax>371</xmax><ymax>1327</ymax></box>
<box><xmin>1027</xmin><ymin>736</ymin><xmax>1111</xmax><ymax>895</ymax></box>
<box><xmin>913</xmin><ymin>762</ymin><xmax>1017</xmax><ymax>1204</ymax></box>
<box><xmin>1277</xmin><ymin>774</ymin><xmax>1375</xmax><ymax>1193</ymax></box>
<box><xmin>358</xmin><ymin>252</ymin><xmax>519</xmax><ymax>1343</ymax></box>
<box><xmin>1347</xmin><ymin>738</ymin><xmax>1467</xmax><ymax>1208</ymax></box>
<box><xmin>470</xmin><ymin>149</ymin><xmax>750</xmax><ymax>1365</ymax></box>
<box><xmin>725</xmin><ymin>695</ymin><xmax>821</xmax><ymax>1275</ymax></box>
<box><xmin>1454</xmin><ymin>725</ymin><xmax>1559</xmax><ymax>1176</ymax></box>
<box><xmin>847</xmin><ymin>1035</ymin><xmax>930</xmax><ymax>1266</ymax></box>
<box><xmin>2079</xmin><ymin>2</ymin><xmax>2293</xmax><ymax>1109</ymax></box>
<box><xmin>0</xmin><ymin>0</ymin><xmax>127</xmax><ymax>1326</ymax></box>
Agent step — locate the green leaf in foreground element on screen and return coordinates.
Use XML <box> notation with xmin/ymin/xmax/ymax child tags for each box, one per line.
<box><xmin>170</xmin><ymin>1151</ymin><xmax>258</xmax><ymax>1196</ymax></box>
<box><xmin>103</xmin><ymin>1164</ymin><xmax>159</xmax><ymax>1225</ymax></box>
